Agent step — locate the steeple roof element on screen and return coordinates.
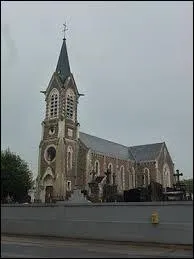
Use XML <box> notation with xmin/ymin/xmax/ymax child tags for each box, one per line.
<box><xmin>56</xmin><ymin>38</ymin><xmax>71</xmax><ymax>82</ymax></box>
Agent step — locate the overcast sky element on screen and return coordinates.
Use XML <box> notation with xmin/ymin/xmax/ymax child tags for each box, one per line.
<box><xmin>1</xmin><ymin>1</ymin><xmax>193</xmax><ymax>179</ymax></box>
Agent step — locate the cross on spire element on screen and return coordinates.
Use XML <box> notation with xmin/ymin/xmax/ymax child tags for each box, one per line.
<box><xmin>55</xmin><ymin>23</ymin><xmax>71</xmax><ymax>82</ymax></box>
<box><xmin>63</xmin><ymin>23</ymin><xmax>68</xmax><ymax>40</ymax></box>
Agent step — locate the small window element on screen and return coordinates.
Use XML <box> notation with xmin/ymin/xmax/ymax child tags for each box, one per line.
<box><xmin>163</xmin><ymin>164</ymin><xmax>171</xmax><ymax>188</ymax></box>
<box><xmin>143</xmin><ymin>168</ymin><xmax>150</xmax><ymax>186</ymax></box>
<box><xmin>132</xmin><ymin>168</ymin><xmax>136</xmax><ymax>188</ymax></box>
<box><xmin>48</xmin><ymin>89</ymin><xmax>59</xmax><ymax>119</ymax></box>
<box><xmin>108</xmin><ymin>163</ymin><xmax>113</xmax><ymax>184</ymax></box>
<box><xmin>67</xmin><ymin>146</ymin><xmax>73</xmax><ymax>170</ymax></box>
<box><xmin>67</xmin><ymin>152</ymin><xmax>71</xmax><ymax>169</ymax></box>
<box><xmin>129</xmin><ymin>171</ymin><xmax>133</xmax><ymax>189</ymax></box>
<box><xmin>108</xmin><ymin>163</ymin><xmax>113</xmax><ymax>172</ymax></box>
<box><xmin>95</xmin><ymin>160</ymin><xmax>100</xmax><ymax>175</ymax></box>
<box><xmin>67</xmin><ymin>181</ymin><xmax>71</xmax><ymax>191</ymax></box>
<box><xmin>66</xmin><ymin>94</ymin><xmax>74</xmax><ymax>120</ymax></box>
<box><xmin>142</xmin><ymin>174</ymin><xmax>146</xmax><ymax>186</ymax></box>
<box><xmin>120</xmin><ymin>166</ymin><xmax>125</xmax><ymax>190</ymax></box>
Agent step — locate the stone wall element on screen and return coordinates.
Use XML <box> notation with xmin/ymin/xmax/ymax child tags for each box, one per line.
<box><xmin>90</xmin><ymin>152</ymin><xmax>133</xmax><ymax>190</ymax></box>
<box><xmin>135</xmin><ymin>161</ymin><xmax>157</xmax><ymax>187</ymax></box>
<box><xmin>1</xmin><ymin>201</ymin><xmax>192</xmax><ymax>245</ymax></box>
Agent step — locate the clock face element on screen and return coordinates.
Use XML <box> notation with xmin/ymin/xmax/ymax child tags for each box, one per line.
<box><xmin>44</xmin><ymin>146</ymin><xmax>56</xmax><ymax>163</ymax></box>
<box><xmin>49</xmin><ymin>126</ymin><xmax>55</xmax><ymax>136</ymax></box>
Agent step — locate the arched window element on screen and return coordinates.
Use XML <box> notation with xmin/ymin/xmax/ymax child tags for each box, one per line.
<box><xmin>48</xmin><ymin>89</ymin><xmax>59</xmax><ymax>119</ymax></box>
<box><xmin>132</xmin><ymin>167</ymin><xmax>136</xmax><ymax>188</ymax></box>
<box><xmin>158</xmin><ymin>170</ymin><xmax>162</xmax><ymax>184</ymax></box>
<box><xmin>155</xmin><ymin>161</ymin><xmax>161</xmax><ymax>184</ymax></box>
<box><xmin>163</xmin><ymin>164</ymin><xmax>171</xmax><ymax>189</ymax></box>
<box><xmin>95</xmin><ymin>160</ymin><xmax>100</xmax><ymax>176</ymax></box>
<box><xmin>128</xmin><ymin>171</ymin><xmax>133</xmax><ymax>189</ymax></box>
<box><xmin>66</xmin><ymin>89</ymin><xmax>75</xmax><ymax>120</ymax></box>
<box><xmin>108</xmin><ymin>163</ymin><xmax>113</xmax><ymax>184</ymax></box>
<box><xmin>144</xmin><ymin>168</ymin><xmax>150</xmax><ymax>186</ymax></box>
<box><xmin>142</xmin><ymin>174</ymin><xmax>146</xmax><ymax>186</ymax></box>
<box><xmin>108</xmin><ymin>163</ymin><xmax>112</xmax><ymax>172</ymax></box>
<box><xmin>128</xmin><ymin>171</ymin><xmax>131</xmax><ymax>189</ymax></box>
<box><xmin>67</xmin><ymin>181</ymin><xmax>71</xmax><ymax>191</ymax></box>
<box><xmin>120</xmin><ymin>166</ymin><xmax>125</xmax><ymax>190</ymax></box>
<box><xmin>67</xmin><ymin>146</ymin><xmax>73</xmax><ymax>170</ymax></box>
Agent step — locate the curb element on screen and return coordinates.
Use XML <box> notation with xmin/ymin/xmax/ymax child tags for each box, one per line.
<box><xmin>2</xmin><ymin>234</ymin><xmax>193</xmax><ymax>251</ymax></box>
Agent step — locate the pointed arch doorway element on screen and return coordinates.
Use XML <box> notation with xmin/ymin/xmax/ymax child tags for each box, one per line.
<box><xmin>45</xmin><ymin>185</ymin><xmax>54</xmax><ymax>203</ymax></box>
<box><xmin>42</xmin><ymin>167</ymin><xmax>55</xmax><ymax>203</ymax></box>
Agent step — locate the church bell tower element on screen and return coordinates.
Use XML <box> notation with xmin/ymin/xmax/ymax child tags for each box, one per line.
<box><xmin>36</xmin><ymin>28</ymin><xmax>80</xmax><ymax>202</ymax></box>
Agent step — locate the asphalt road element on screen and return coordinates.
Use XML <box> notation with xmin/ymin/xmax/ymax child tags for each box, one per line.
<box><xmin>1</xmin><ymin>235</ymin><xmax>193</xmax><ymax>258</ymax></box>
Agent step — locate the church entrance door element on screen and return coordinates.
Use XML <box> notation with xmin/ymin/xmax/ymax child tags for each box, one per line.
<box><xmin>45</xmin><ymin>186</ymin><xmax>53</xmax><ymax>203</ymax></box>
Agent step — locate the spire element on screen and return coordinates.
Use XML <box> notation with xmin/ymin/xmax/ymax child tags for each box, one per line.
<box><xmin>56</xmin><ymin>23</ymin><xmax>71</xmax><ymax>82</ymax></box>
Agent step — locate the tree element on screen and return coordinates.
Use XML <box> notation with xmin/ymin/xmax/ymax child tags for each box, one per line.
<box><xmin>1</xmin><ymin>149</ymin><xmax>33</xmax><ymax>203</ymax></box>
<box><xmin>180</xmin><ymin>178</ymin><xmax>193</xmax><ymax>193</ymax></box>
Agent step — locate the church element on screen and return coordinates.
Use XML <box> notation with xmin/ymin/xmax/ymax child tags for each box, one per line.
<box><xmin>36</xmin><ymin>33</ymin><xmax>175</xmax><ymax>202</ymax></box>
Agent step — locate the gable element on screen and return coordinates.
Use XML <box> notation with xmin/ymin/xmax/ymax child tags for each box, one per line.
<box><xmin>45</xmin><ymin>73</ymin><xmax>62</xmax><ymax>101</ymax></box>
<box><xmin>63</xmin><ymin>73</ymin><xmax>80</xmax><ymax>97</ymax></box>
<box><xmin>157</xmin><ymin>142</ymin><xmax>174</xmax><ymax>165</ymax></box>
<box><xmin>129</xmin><ymin>143</ymin><xmax>164</xmax><ymax>162</ymax></box>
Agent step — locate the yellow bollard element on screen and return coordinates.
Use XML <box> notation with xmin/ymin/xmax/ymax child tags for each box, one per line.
<box><xmin>151</xmin><ymin>211</ymin><xmax>159</xmax><ymax>224</ymax></box>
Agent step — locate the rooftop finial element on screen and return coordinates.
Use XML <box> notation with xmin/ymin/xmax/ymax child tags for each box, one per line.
<box><xmin>63</xmin><ymin>22</ymin><xmax>68</xmax><ymax>40</ymax></box>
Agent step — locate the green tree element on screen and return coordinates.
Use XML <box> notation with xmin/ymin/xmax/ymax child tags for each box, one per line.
<box><xmin>180</xmin><ymin>178</ymin><xmax>193</xmax><ymax>193</ymax></box>
<box><xmin>1</xmin><ymin>149</ymin><xmax>33</xmax><ymax>203</ymax></box>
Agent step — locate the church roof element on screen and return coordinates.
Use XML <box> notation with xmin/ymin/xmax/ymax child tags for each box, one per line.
<box><xmin>79</xmin><ymin>132</ymin><xmax>129</xmax><ymax>160</ymax></box>
<box><xmin>129</xmin><ymin>143</ymin><xmax>164</xmax><ymax>162</ymax></box>
<box><xmin>79</xmin><ymin>132</ymin><xmax>164</xmax><ymax>162</ymax></box>
<box><xmin>55</xmin><ymin>38</ymin><xmax>71</xmax><ymax>82</ymax></box>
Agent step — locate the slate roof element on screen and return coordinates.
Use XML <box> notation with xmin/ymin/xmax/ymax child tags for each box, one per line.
<box><xmin>56</xmin><ymin>39</ymin><xmax>71</xmax><ymax>82</ymax></box>
<box><xmin>79</xmin><ymin>132</ymin><xmax>129</xmax><ymax>160</ymax></box>
<box><xmin>79</xmin><ymin>132</ymin><xmax>164</xmax><ymax>162</ymax></box>
<box><xmin>129</xmin><ymin>143</ymin><xmax>164</xmax><ymax>162</ymax></box>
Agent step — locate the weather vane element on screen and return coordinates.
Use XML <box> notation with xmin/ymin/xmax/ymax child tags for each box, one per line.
<box><xmin>63</xmin><ymin>23</ymin><xmax>68</xmax><ymax>39</ymax></box>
